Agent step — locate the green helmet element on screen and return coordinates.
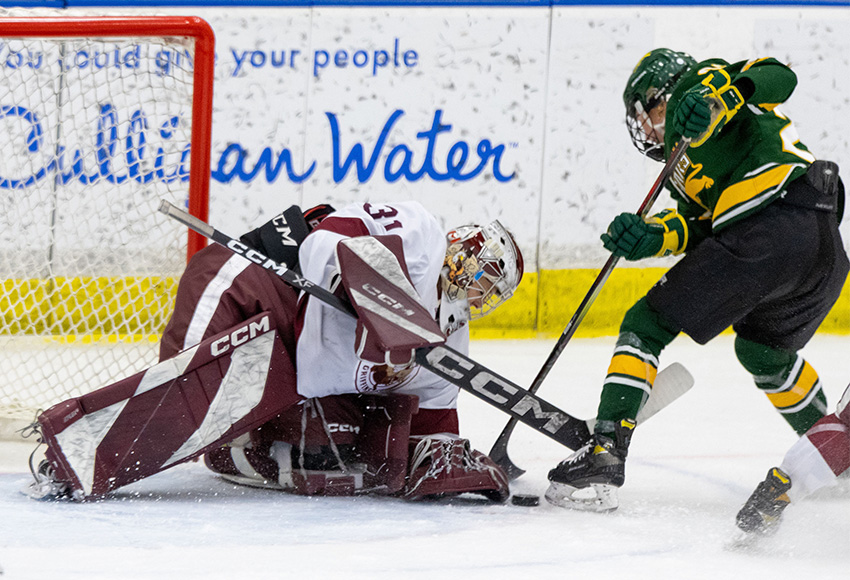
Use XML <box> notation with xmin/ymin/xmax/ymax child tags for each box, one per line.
<box><xmin>623</xmin><ymin>48</ymin><xmax>696</xmax><ymax>161</ymax></box>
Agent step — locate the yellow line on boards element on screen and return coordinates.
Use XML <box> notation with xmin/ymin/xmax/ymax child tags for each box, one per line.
<box><xmin>2</xmin><ymin>270</ymin><xmax>847</xmax><ymax>339</ymax></box>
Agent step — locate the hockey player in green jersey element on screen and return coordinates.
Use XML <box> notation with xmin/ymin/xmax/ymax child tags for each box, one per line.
<box><xmin>546</xmin><ymin>48</ymin><xmax>849</xmax><ymax>511</ymax></box>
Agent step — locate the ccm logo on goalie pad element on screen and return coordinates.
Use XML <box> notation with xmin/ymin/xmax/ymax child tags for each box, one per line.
<box><xmin>425</xmin><ymin>347</ymin><xmax>571</xmax><ymax>435</ymax></box>
<box><xmin>359</xmin><ymin>283</ymin><xmax>416</xmax><ymax>317</ymax></box>
<box><xmin>210</xmin><ymin>316</ymin><xmax>272</xmax><ymax>356</ymax></box>
<box><xmin>327</xmin><ymin>423</ymin><xmax>361</xmax><ymax>435</ymax></box>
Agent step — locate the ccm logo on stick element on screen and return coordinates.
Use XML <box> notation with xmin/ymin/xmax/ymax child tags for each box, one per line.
<box><xmin>226</xmin><ymin>239</ymin><xmax>315</xmax><ymax>290</ymax></box>
<box><xmin>424</xmin><ymin>347</ymin><xmax>570</xmax><ymax>435</ymax></box>
<box><xmin>211</xmin><ymin>316</ymin><xmax>271</xmax><ymax>356</ymax></box>
<box><xmin>227</xmin><ymin>240</ymin><xmax>289</xmax><ymax>273</ymax></box>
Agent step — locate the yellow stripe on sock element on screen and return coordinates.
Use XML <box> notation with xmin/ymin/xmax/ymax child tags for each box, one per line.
<box><xmin>766</xmin><ymin>361</ymin><xmax>819</xmax><ymax>409</ymax></box>
<box><xmin>606</xmin><ymin>353</ymin><xmax>658</xmax><ymax>384</ymax></box>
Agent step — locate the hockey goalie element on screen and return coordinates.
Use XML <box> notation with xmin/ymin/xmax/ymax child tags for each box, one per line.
<box><xmin>26</xmin><ymin>201</ymin><xmax>523</xmax><ymax>503</ymax></box>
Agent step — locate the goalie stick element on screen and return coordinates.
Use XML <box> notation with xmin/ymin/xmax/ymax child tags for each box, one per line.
<box><xmin>489</xmin><ymin>137</ymin><xmax>693</xmax><ymax>480</ymax></box>
<box><xmin>159</xmin><ymin>201</ymin><xmax>593</xmax><ymax>451</ymax></box>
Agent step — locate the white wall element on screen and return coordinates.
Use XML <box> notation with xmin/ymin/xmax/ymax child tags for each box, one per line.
<box><xmin>4</xmin><ymin>5</ymin><xmax>849</xmax><ymax>271</ymax></box>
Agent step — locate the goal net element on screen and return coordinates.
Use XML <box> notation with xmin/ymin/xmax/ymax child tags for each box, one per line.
<box><xmin>0</xmin><ymin>16</ymin><xmax>214</xmax><ymax>435</ymax></box>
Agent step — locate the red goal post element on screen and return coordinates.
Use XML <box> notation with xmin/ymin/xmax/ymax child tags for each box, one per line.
<box><xmin>0</xmin><ymin>16</ymin><xmax>215</xmax><ymax>433</ymax></box>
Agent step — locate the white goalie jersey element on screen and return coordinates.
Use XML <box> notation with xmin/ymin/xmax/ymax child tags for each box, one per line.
<box><xmin>295</xmin><ymin>201</ymin><xmax>469</xmax><ymax>409</ymax></box>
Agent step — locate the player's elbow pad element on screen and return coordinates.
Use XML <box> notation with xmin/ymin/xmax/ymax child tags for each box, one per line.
<box><xmin>647</xmin><ymin>210</ymin><xmax>688</xmax><ymax>257</ymax></box>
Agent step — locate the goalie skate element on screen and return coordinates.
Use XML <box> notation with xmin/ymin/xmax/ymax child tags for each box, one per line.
<box><xmin>211</xmin><ymin>440</ymin><xmax>371</xmax><ymax>496</ymax></box>
<box><xmin>401</xmin><ymin>435</ymin><xmax>509</xmax><ymax>502</ymax></box>
<box><xmin>24</xmin><ymin>459</ymin><xmax>76</xmax><ymax>501</ymax></box>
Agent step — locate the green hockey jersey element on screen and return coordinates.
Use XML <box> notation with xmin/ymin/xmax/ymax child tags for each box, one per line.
<box><xmin>663</xmin><ymin>57</ymin><xmax>815</xmax><ymax>237</ymax></box>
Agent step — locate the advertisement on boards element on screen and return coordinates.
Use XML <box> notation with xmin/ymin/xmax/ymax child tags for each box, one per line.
<box><xmin>2</xmin><ymin>3</ymin><xmax>849</xmax><ymax>334</ymax></box>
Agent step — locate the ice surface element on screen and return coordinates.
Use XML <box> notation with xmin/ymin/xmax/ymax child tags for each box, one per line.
<box><xmin>1</xmin><ymin>335</ymin><xmax>848</xmax><ymax>579</ymax></box>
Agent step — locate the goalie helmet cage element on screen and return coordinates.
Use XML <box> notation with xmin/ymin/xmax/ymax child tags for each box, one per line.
<box><xmin>0</xmin><ymin>16</ymin><xmax>215</xmax><ymax>436</ymax></box>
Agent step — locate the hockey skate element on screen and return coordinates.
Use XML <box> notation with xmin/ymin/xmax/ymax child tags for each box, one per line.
<box><xmin>25</xmin><ymin>458</ymin><xmax>72</xmax><ymax>501</ymax></box>
<box><xmin>208</xmin><ymin>439</ymin><xmax>372</xmax><ymax>496</ymax></box>
<box><xmin>545</xmin><ymin>419</ymin><xmax>634</xmax><ymax>512</ymax></box>
<box><xmin>20</xmin><ymin>420</ymin><xmax>76</xmax><ymax>501</ymax></box>
<box><xmin>735</xmin><ymin>467</ymin><xmax>792</xmax><ymax>535</ymax></box>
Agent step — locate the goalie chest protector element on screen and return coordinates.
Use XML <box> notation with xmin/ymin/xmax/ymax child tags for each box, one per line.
<box><xmin>37</xmin><ymin>312</ymin><xmax>300</xmax><ymax>499</ymax></box>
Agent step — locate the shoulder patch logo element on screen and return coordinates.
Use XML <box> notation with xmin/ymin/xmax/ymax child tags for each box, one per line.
<box><xmin>684</xmin><ymin>162</ymin><xmax>714</xmax><ymax>205</ymax></box>
<box><xmin>670</xmin><ymin>153</ymin><xmax>711</xmax><ymax>209</ymax></box>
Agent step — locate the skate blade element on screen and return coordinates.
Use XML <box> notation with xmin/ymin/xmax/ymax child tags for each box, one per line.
<box><xmin>725</xmin><ymin>527</ymin><xmax>778</xmax><ymax>552</ymax></box>
<box><xmin>544</xmin><ymin>481</ymin><xmax>619</xmax><ymax>512</ymax></box>
<box><xmin>22</xmin><ymin>479</ymin><xmax>72</xmax><ymax>501</ymax></box>
<box><xmin>219</xmin><ymin>473</ymin><xmax>287</xmax><ymax>491</ymax></box>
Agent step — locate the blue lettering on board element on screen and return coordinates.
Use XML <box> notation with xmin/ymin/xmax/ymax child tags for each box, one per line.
<box><xmin>0</xmin><ymin>106</ymin><xmax>514</xmax><ymax>189</ymax></box>
<box><xmin>328</xmin><ymin>109</ymin><xmax>514</xmax><ymax>184</ymax></box>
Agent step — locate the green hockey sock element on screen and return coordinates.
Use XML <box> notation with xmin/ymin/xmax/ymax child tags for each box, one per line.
<box><xmin>596</xmin><ymin>298</ymin><xmax>678</xmax><ymax>437</ymax></box>
<box><xmin>735</xmin><ymin>337</ymin><xmax>828</xmax><ymax>434</ymax></box>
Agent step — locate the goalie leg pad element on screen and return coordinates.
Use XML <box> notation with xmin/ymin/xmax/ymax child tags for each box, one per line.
<box><xmin>204</xmin><ymin>434</ymin><xmax>281</xmax><ymax>483</ymax></box>
<box><xmin>401</xmin><ymin>435</ymin><xmax>509</xmax><ymax>502</ymax></box>
<box><xmin>35</xmin><ymin>313</ymin><xmax>300</xmax><ymax>500</ymax></box>
<box><xmin>796</xmin><ymin>413</ymin><xmax>850</xmax><ymax>478</ymax></box>
<box><xmin>357</xmin><ymin>393</ymin><xmax>419</xmax><ymax>493</ymax></box>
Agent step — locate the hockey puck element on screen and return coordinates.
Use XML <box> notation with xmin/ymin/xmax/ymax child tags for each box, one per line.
<box><xmin>510</xmin><ymin>494</ymin><xmax>540</xmax><ymax>507</ymax></box>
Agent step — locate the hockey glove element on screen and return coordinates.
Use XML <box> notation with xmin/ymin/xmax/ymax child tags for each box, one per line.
<box><xmin>601</xmin><ymin>210</ymin><xmax>688</xmax><ymax>261</ymax></box>
<box><xmin>673</xmin><ymin>70</ymin><xmax>745</xmax><ymax>147</ymax></box>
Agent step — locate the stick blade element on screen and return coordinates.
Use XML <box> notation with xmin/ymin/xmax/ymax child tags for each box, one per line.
<box><xmin>488</xmin><ymin>422</ymin><xmax>527</xmax><ymax>481</ymax></box>
<box><xmin>636</xmin><ymin>362</ymin><xmax>694</xmax><ymax>424</ymax></box>
<box><xmin>492</xmin><ymin>450</ymin><xmax>527</xmax><ymax>481</ymax></box>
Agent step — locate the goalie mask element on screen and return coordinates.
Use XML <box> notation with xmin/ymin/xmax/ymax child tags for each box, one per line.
<box><xmin>440</xmin><ymin>220</ymin><xmax>524</xmax><ymax>330</ymax></box>
<box><xmin>623</xmin><ymin>48</ymin><xmax>696</xmax><ymax>162</ymax></box>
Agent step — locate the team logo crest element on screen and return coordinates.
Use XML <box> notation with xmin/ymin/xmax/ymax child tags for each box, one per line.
<box><xmin>355</xmin><ymin>362</ymin><xmax>419</xmax><ymax>393</ymax></box>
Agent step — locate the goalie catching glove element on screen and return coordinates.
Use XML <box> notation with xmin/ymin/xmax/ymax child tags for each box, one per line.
<box><xmin>672</xmin><ymin>69</ymin><xmax>745</xmax><ymax>146</ymax></box>
<box><xmin>402</xmin><ymin>434</ymin><xmax>510</xmax><ymax>502</ymax></box>
<box><xmin>601</xmin><ymin>209</ymin><xmax>688</xmax><ymax>261</ymax></box>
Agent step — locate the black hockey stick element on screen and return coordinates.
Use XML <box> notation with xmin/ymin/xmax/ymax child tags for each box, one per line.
<box><xmin>158</xmin><ymin>201</ymin><xmax>592</xmax><ymax>451</ymax></box>
<box><xmin>488</xmin><ymin>137</ymin><xmax>692</xmax><ymax>480</ymax></box>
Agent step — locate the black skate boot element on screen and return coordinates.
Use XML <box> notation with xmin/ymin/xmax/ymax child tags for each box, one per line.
<box><xmin>736</xmin><ymin>467</ymin><xmax>792</xmax><ymax>535</ymax></box>
<box><xmin>545</xmin><ymin>418</ymin><xmax>635</xmax><ymax>511</ymax></box>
